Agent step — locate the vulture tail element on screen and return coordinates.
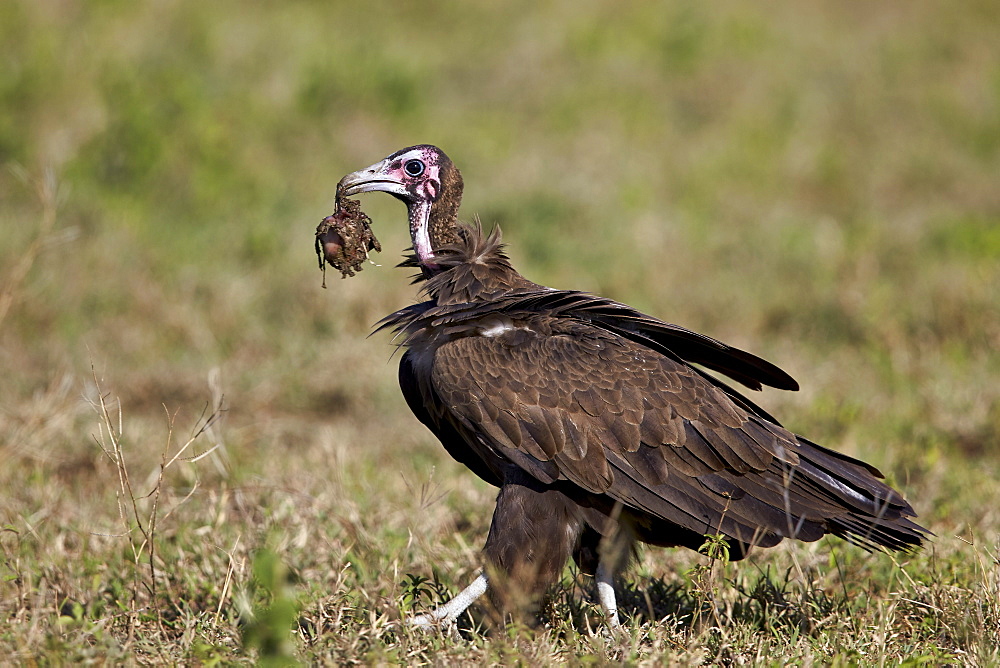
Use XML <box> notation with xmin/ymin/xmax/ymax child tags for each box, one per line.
<box><xmin>789</xmin><ymin>436</ymin><xmax>928</xmax><ymax>553</ymax></box>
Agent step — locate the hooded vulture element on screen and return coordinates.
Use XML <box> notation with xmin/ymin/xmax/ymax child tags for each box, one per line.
<box><xmin>329</xmin><ymin>145</ymin><xmax>926</xmax><ymax>628</ymax></box>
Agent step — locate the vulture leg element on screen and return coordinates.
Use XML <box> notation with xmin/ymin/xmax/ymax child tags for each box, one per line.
<box><xmin>482</xmin><ymin>472</ymin><xmax>585</xmax><ymax>624</ymax></box>
<box><xmin>409</xmin><ymin>573</ymin><xmax>489</xmax><ymax>629</ymax></box>
<box><xmin>595</xmin><ymin>561</ymin><xmax>620</xmax><ymax>628</ymax></box>
<box><xmin>594</xmin><ymin>516</ymin><xmax>633</xmax><ymax>629</ymax></box>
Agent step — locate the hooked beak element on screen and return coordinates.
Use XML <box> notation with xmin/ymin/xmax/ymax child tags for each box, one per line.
<box><xmin>338</xmin><ymin>158</ymin><xmax>410</xmax><ymax>199</ymax></box>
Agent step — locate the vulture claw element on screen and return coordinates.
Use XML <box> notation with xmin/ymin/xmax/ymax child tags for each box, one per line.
<box><xmin>408</xmin><ymin>573</ymin><xmax>489</xmax><ymax>630</ymax></box>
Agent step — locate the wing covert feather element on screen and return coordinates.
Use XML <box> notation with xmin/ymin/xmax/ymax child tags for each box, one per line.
<box><xmin>429</xmin><ymin>321</ymin><xmax>782</xmax><ymax>503</ymax></box>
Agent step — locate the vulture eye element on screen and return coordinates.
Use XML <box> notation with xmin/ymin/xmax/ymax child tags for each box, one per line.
<box><xmin>403</xmin><ymin>159</ymin><xmax>425</xmax><ymax>177</ymax></box>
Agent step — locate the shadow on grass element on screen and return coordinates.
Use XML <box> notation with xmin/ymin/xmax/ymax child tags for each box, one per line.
<box><xmin>386</xmin><ymin>560</ymin><xmax>848</xmax><ymax>645</ymax></box>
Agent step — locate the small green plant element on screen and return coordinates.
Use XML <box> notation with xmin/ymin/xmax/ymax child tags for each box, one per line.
<box><xmin>239</xmin><ymin>548</ymin><xmax>302</xmax><ymax>667</ymax></box>
<box><xmin>698</xmin><ymin>533</ymin><xmax>731</xmax><ymax>563</ymax></box>
<box><xmin>687</xmin><ymin>533</ymin><xmax>732</xmax><ymax>630</ymax></box>
<box><xmin>399</xmin><ymin>573</ymin><xmax>433</xmax><ymax>613</ymax></box>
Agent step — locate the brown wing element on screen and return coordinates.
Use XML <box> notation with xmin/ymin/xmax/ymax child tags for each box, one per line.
<box><xmin>424</xmin><ymin>316</ymin><xmax>922</xmax><ymax>552</ymax></box>
<box><xmin>526</xmin><ymin>290</ymin><xmax>800</xmax><ymax>393</ymax></box>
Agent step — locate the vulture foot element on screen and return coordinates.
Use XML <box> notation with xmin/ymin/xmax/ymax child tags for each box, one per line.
<box><xmin>409</xmin><ymin>572</ymin><xmax>488</xmax><ymax>630</ymax></box>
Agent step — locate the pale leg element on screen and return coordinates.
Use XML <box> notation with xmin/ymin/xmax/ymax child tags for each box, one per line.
<box><xmin>596</xmin><ymin>561</ymin><xmax>620</xmax><ymax>628</ymax></box>
<box><xmin>409</xmin><ymin>573</ymin><xmax>489</xmax><ymax>628</ymax></box>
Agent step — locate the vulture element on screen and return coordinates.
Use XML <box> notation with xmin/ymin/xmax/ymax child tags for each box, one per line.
<box><xmin>333</xmin><ymin>145</ymin><xmax>926</xmax><ymax>629</ymax></box>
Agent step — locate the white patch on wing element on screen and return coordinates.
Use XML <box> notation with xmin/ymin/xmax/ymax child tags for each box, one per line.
<box><xmin>477</xmin><ymin>315</ymin><xmax>519</xmax><ymax>338</ymax></box>
<box><xmin>479</xmin><ymin>322</ymin><xmax>515</xmax><ymax>337</ymax></box>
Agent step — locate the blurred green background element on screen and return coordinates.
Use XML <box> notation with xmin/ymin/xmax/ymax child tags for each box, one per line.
<box><xmin>3</xmin><ymin>0</ymin><xmax>997</xmax><ymax>458</ymax></box>
<box><xmin>1</xmin><ymin>0</ymin><xmax>998</xmax><ymax>661</ymax></box>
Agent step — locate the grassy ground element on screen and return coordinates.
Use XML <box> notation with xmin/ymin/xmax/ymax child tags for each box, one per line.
<box><xmin>2</xmin><ymin>1</ymin><xmax>998</xmax><ymax>664</ymax></box>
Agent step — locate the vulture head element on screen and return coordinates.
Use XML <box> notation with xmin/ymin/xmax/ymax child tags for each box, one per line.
<box><xmin>339</xmin><ymin>145</ymin><xmax>464</xmax><ymax>272</ymax></box>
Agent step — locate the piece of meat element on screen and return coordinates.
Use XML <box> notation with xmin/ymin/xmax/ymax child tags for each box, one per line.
<box><xmin>315</xmin><ymin>194</ymin><xmax>381</xmax><ymax>284</ymax></box>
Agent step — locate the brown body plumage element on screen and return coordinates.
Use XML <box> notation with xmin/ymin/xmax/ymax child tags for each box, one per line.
<box><xmin>335</xmin><ymin>145</ymin><xmax>926</xmax><ymax>627</ymax></box>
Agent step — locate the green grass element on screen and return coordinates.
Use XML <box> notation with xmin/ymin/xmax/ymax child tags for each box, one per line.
<box><xmin>2</xmin><ymin>1</ymin><xmax>999</xmax><ymax>664</ymax></box>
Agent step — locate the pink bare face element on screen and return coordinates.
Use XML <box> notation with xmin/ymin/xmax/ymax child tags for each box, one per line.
<box><xmin>382</xmin><ymin>146</ymin><xmax>445</xmax><ymax>203</ymax></box>
<box><xmin>338</xmin><ymin>145</ymin><xmax>450</xmax><ymax>266</ymax></box>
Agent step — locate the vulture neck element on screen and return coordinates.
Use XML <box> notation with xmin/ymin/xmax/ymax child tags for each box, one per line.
<box><xmin>412</xmin><ymin>164</ymin><xmax>463</xmax><ymax>274</ymax></box>
<box><xmin>418</xmin><ymin>224</ymin><xmax>543</xmax><ymax>305</ymax></box>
